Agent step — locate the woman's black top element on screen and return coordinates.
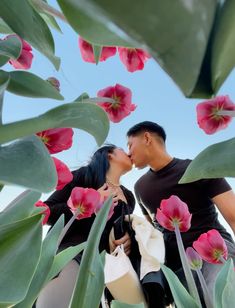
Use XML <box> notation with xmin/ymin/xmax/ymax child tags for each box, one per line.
<box><xmin>45</xmin><ymin>167</ymin><xmax>135</xmax><ymax>254</ymax></box>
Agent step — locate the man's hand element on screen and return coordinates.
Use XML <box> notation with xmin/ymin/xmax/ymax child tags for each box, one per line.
<box><xmin>113</xmin><ymin>232</ymin><xmax>131</xmax><ymax>255</ymax></box>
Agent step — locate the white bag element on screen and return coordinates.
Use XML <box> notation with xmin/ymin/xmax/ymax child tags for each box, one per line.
<box><xmin>104</xmin><ymin>245</ymin><xmax>147</xmax><ymax>306</ymax></box>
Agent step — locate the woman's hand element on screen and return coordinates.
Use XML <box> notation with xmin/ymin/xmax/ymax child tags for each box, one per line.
<box><xmin>98</xmin><ymin>183</ymin><xmax>118</xmax><ymax>205</ymax></box>
<box><xmin>113</xmin><ymin>232</ymin><xmax>131</xmax><ymax>255</ymax></box>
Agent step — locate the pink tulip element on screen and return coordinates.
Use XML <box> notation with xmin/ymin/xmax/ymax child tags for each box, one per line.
<box><xmin>36</xmin><ymin>128</ymin><xmax>74</xmax><ymax>154</ymax></box>
<box><xmin>156</xmin><ymin>195</ymin><xmax>192</xmax><ymax>232</ymax></box>
<box><xmin>118</xmin><ymin>47</ymin><xmax>151</xmax><ymax>72</ymax></box>
<box><xmin>196</xmin><ymin>95</ymin><xmax>235</xmax><ymax>134</ymax></box>
<box><xmin>67</xmin><ymin>187</ymin><xmax>101</xmax><ymax>220</ymax></box>
<box><xmin>4</xmin><ymin>34</ymin><xmax>33</xmax><ymax>70</ymax></box>
<box><xmin>78</xmin><ymin>37</ymin><xmax>116</xmax><ymax>63</ymax></box>
<box><xmin>97</xmin><ymin>83</ymin><xmax>136</xmax><ymax>123</ymax></box>
<box><xmin>52</xmin><ymin>157</ymin><xmax>73</xmax><ymax>190</ymax></box>
<box><xmin>35</xmin><ymin>200</ymin><xmax>50</xmax><ymax>225</ymax></box>
<box><xmin>193</xmin><ymin>229</ymin><xmax>228</xmax><ymax>264</ymax></box>
<box><xmin>46</xmin><ymin>77</ymin><xmax>60</xmax><ymax>91</ymax></box>
<box><xmin>186</xmin><ymin>247</ymin><xmax>203</xmax><ymax>270</ymax></box>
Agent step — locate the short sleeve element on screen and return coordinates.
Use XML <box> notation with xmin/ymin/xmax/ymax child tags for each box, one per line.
<box><xmin>200</xmin><ymin>178</ymin><xmax>232</xmax><ymax>199</ymax></box>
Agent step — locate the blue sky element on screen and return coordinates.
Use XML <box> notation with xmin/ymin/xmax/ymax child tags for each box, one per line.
<box><xmin>1</xmin><ymin>4</ymin><xmax>235</xmax><ymax>236</ymax></box>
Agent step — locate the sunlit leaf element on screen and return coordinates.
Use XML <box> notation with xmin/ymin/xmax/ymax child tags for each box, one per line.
<box><xmin>0</xmin><ymin>190</ymin><xmax>41</xmax><ymax>225</ymax></box>
<box><xmin>0</xmin><ymin>35</ymin><xmax>21</xmax><ymax>59</ymax></box>
<box><xmin>211</xmin><ymin>0</ymin><xmax>235</xmax><ymax>93</ymax></box>
<box><xmin>0</xmin><ymin>215</ymin><xmax>42</xmax><ymax>306</ymax></box>
<box><xmin>161</xmin><ymin>264</ymin><xmax>199</xmax><ymax>308</ymax></box>
<box><xmin>92</xmin><ymin>44</ymin><xmax>102</xmax><ymax>64</ymax></box>
<box><xmin>70</xmin><ymin>197</ymin><xmax>113</xmax><ymax>308</ymax></box>
<box><xmin>6</xmin><ymin>70</ymin><xmax>63</xmax><ymax>100</ymax></box>
<box><xmin>0</xmin><ymin>0</ymin><xmax>60</xmax><ymax>69</ymax></box>
<box><xmin>179</xmin><ymin>138</ymin><xmax>235</xmax><ymax>184</ymax></box>
<box><xmin>0</xmin><ymin>101</ymin><xmax>109</xmax><ymax>146</ymax></box>
<box><xmin>0</xmin><ymin>135</ymin><xmax>57</xmax><ymax>192</ymax></box>
<box><xmin>15</xmin><ymin>216</ymin><xmax>64</xmax><ymax>308</ymax></box>
<box><xmin>58</xmin><ymin>0</ymin><xmax>217</xmax><ymax>97</ymax></box>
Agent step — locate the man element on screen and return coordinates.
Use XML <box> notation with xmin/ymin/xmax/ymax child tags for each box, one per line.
<box><xmin>127</xmin><ymin>121</ymin><xmax>235</xmax><ymax>302</ymax></box>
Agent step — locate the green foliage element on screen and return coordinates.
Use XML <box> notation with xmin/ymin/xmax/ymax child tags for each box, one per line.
<box><xmin>70</xmin><ymin>197</ymin><xmax>112</xmax><ymax>308</ymax></box>
<box><xmin>111</xmin><ymin>301</ymin><xmax>145</xmax><ymax>308</ymax></box>
<box><xmin>0</xmin><ymin>214</ymin><xmax>42</xmax><ymax>307</ymax></box>
<box><xmin>6</xmin><ymin>70</ymin><xmax>64</xmax><ymax>99</ymax></box>
<box><xmin>214</xmin><ymin>259</ymin><xmax>235</xmax><ymax>308</ymax></box>
<box><xmin>161</xmin><ymin>264</ymin><xmax>200</xmax><ymax>308</ymax></box>
<box><xmin>0</xmin><ymin>0</ymin><xmax>60</xmax><ymax>69</ymax></box>
<box><xmin>0</xmin><ymin>135</ymin><xmax>57</xmax><ymax>192</ymax></box>
<box><xmin>0</xmin><ymin>35</ymin><xmax>21</xmax><ymax>60</ymax></box>
<box><xmin>0</xmin><ymin>100</ymin><xmax>109</xmax><ymax>146</ymax></box>
<box><xmin>0</xmin><ymin>190</ymin><xmax>41</xmax><ymax>225</ymax></box>
<box><xmin>179</xmin><ymin>137</ymin><xmax>235</xmax><ymax>184</ymax></box>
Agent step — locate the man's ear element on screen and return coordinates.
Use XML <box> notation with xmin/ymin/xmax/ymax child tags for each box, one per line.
<box><xmin>144</xmin><ymin>132</ymin><xmax>152</xmax><ymax>145</ymax></box>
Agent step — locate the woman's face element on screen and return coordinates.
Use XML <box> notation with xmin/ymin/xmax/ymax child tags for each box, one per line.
<box><xmin>110</xmin><ymin>147</ymin><xmax>133</xmax><ymax>173</ymax></box>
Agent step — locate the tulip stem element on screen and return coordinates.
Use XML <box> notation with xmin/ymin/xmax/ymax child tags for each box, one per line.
<box><xmin>196</xmin><ymin>269</ymin><xmax>214</xmax><ymax>308</ymax></box>
<box><xmin>31</xmin><ymin>0</ymin><xmax>67</xmax><ymax>23</ymax></box>
<box><xmin>0</xmin><ymin>91</ymin><xmax>4</xmax><ymax>126</ymax></box>
<box><xmin>58</xmin><ymin>207</ymin><xmax>81</xmax><ymax>246</ymax></box>
<box><xmin>217</xmin><ymin>110</ymin><xmax>235</xmax><ymax>117</ymax></box>
<box><xmin>174</xmin><ymin>224</ymin><xmax>202</xmax><ymax>307</ymax></box>
<box><xmin>219</xmin><ymin>256</ymin><xmax>226</xmax><ymax>264</ymax></box>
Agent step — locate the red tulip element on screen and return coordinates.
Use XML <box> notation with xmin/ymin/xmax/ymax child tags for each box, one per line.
<box><xmin>193</xmin><ymin>229</ymin><xmax>228</xmax><ymax>264</ymax></box>
<box><xmin>97</xmin><ymin>83</ymin><xmax>136</xmax><ymax>123</ymax></box>
<box><xmin>186</xmin><ymin>247</ymin><xmax>203</xmax><ymax>270</ymax></box>
<box><xmin>35</xmin><ymin>200</ymin><xmax>50</xmax><ymax>225</ymax></box>
<box><xmin>52</xmin><ymin>157</ymin><xmax>73</xmax><ymax>190</ymax></box>
<box><xmin>46</xmin><ymin>77</ymin><xmax>60</xmax><ymax>91</ymax></box>
<box><xmin>36</xmin><ymin>128</ymin><xmax>74</xmax><ymax>154</ymax></box>
<box><xmin>156</xmin><ymin>195</ymin><xmax>192</xmax><ymax>232</ymax></box>
<box><xmin>118</xmin><ymin>47</ymin><xmax>151</xmax><ymax>72</ymax></box>
<box><xmin>78</xmin><ymin>37</ymin><xmax>116</xmax><ymax>63</ymax></box>
<box><xmin>4</xmin><ymin>34</ymin><xmax>33</xmax><ymax>70</ymax></box>
<box><xmin>196</xmin><ymin>95</ymin><xmax>235</xmax><ymax>134</ymax></box>
<box><xmin>67</xmin><ymin>187</ymin><xmax>101</xmax><ymax>220</ymax></box>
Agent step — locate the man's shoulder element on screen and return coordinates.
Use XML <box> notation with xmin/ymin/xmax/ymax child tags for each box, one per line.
<box><xmin>134</xmin><ymin>170</ymin><xmax>151</xmax><ymax>189</ymax></box>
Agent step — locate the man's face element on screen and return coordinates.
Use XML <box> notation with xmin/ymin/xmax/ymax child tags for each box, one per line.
<box><xmin>127</xmin><ymin>134</ymin><xmax>149</xmax><ymax>169</ymax></box>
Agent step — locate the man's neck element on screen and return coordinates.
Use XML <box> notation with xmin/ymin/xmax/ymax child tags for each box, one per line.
<box><xmin>149</xmin><ymin>155</ymin><xmax>173</xmax><ymax>172</ymax></box>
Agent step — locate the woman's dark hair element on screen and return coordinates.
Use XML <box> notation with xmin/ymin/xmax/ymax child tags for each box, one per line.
<box><xmin>127</xmin><ymin>121</ymin><xmax>166</xmax><ymax>142</ymax></box>
<box><xmin>83</xmin><ymin>144</ymin><xmax>117</xmax><ymax>189</ymax></box>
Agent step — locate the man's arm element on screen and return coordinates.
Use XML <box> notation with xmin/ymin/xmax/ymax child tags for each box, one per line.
<box><xmin>212</xmin><ymin>190</ymin><xmax>235</xmax><ymax>235</ymax></box>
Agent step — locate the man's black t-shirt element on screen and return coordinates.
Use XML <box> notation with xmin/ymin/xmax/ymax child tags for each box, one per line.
<box><xmin>134</xmin><ymin>158</ymin><xmax>233</xmax><ymax>270</ymax></box>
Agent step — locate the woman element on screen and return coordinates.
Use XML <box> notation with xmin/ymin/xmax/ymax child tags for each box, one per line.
<box><xmin>36</xmin><ymin>145</ymin><xmax>136</xmax><ymax>308</ymax></box>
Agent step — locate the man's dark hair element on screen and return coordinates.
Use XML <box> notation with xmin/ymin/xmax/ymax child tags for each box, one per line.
<box><xmin>127</xmin><ymin>121</ymin><xmax>166</xmax><ymax>142</ymax></box>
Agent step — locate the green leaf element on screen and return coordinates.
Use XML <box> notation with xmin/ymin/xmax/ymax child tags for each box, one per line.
<box><xmin>58</xmin><ymin>0</ymin><xmax>217</xmax><ymax>97</ymax></box>
<box><xmin>0</xmin><ymin>18</ymin><xmax>13</xmax><ymax>34</ymax></box>
<box><xmin>0</xmin><ymin>55</ymin><xmax>9</xmax><ymax>67</ymax></box>
<box><xmin>58</xmin><ymin>0</ymin><xmax>135</xmax><ymax>47</ymax></box>
<box><xmin>0</xmin><ymin>70</ymin><xmax>9</xmax><ymax>124</ymax></box>
<box><xmin>5</xmin><ymin>70</ymin><xmax>63</xmax><ymax>100</ymax></box>
<box><xmin>15</xmin><ymin>216</ymin><xmax>64</xmax><ymax>308</ymax></box>
<box><xmin>179</xmin><ymin>137</ymin><xmax>235</xmax><ymax>184</ymax></box>
<box><xmin>92</xmin><ymin>44</ymin><xmax>102</xmax><ymax>64</ymax></box>
<box><xmin>74</xmin><ymin>92</ymin><xmax>90</xmax><ymax>102</ymax></box>
<box><xmin>0</xmin><ymin>35</ymin><xmax>21</xmax><ymax>59</ymax></box>
<box><xmin>211</xmin><ymin>0</ymin><xmax>235</xmax><ymax>93</ymax></box>
<box><xmin>214</xmin><ymin>259</ymin><xmax>235</xmax><ymax>308</ymax></box>
<box><xmin>70</xmin><ymin>197</ymin><xmax>113</xmax><ymax>308</ymax></box>
<box><xmin>0</xmin><ymin>190</ymin><xmax>41</xmax><ymax>226</ymax></box>
<box><xmin>0</xmin><ymin>215</ymin><xmax>42</xmax><ymax>306</ymax></box>
<box><xmin>0</xmin><ymin>0</ymin><xmax>60</xmax><ymax>70</ymax></box>
<box><xmin>111</xmin><ymin>301</ymin><xmax>145</xmax><ymax>308</ymax></box>
<box><xmin>0</xmin><ymin>101</ymin><xmax>109</xmax><ymax>146</ymax></box>
<box><xmin>161</xmin><ymin>264</ymin><xmax>200</xmax><ymax>308</ymax></box>
<box><xmin>0</xmin><ymin>135</ymin><xmax>57</xmax><ymax>192</ymax></box>
<box><xmin>46</xmin><ymin>242</ymin><xmax>86</xmax><ymax>282</ymax></box>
